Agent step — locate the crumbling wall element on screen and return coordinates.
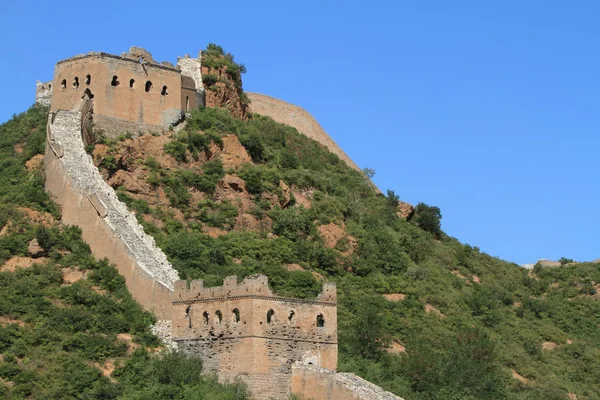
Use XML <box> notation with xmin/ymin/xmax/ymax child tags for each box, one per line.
<box><xmin>178</xmin><ymin>53</ymin><xmax>205</xmax><ymax>112</ymax></box>
<box><xmin>44</xmin><ymin>108</ymin><xmax>179</xmax><ymax>318</ymax></box>
<box><xmin>36</xmin><ymin>80</ymin><xmax>53</xmax><ymax>106</ymax></box>
<box><xmin>172</xmin><ymin>275</ymin><xmax>338</xmax><ymax>399</ymax></box>
<box><xmin>291</xmin><ymin>364</ymin><xmax>404</xmax><ymax>400</ymax></box>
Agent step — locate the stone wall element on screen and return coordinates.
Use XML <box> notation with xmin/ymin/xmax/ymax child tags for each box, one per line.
<box><xmin>247</xmin><ymin>93</ymin><xmax>361</xmax><ymax>172</ymax></box>
<box><xmin>291</xmin><ymin>364</ymin><xmax>404</xmax><ymax>400</ymax></box>
<box><xmin>44</xmin><ymin>107</ymin><xmax>179</xmax><ymax>318</ymax></box>
<box><xmin>172</xmin><ymin>275</ymin><xmax>338</xmax><ymax>399</ymax></box>
<box><xmin>178</xmin><ymin>53</ymin><xmax>205</xmax><ymax>112</ymax></box>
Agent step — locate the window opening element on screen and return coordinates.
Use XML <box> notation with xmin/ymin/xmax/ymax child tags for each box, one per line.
<box><xmin>203</xmin><ymin>311</ymin><xmax>209</xmax><ymax>325</ymax></box>
<box><xmin>73</xmin><ymin>77</ymin><xmax>79</xmax><ymax>89</ymax></box>
<box><xmin>186</xmin><ymin>96</ymin><xmax>189</xmax><ymax>111</ymax></box>
<box><xmin>161</xmin><ymin>85</ymin><xmax>168</xmax><ymax>95</ymax></box>
<box><xmin>129</xmin><ymin>79</ymin><xmax>135</xmax><ymax>88</ymax></box>
<box><xmin>61</xmin><ymin>79</ymin><xmax>66</xmax><ymax>89</ymax></box>
<box><xmin>267</xmin><ymin>309</ymin><xmax>275</xmax><ymax>324</ymax></box>
<box><xmin>317</xmin><ymin>314</ymin><xmax>325</xmax><ymax>328</ymax></box>
<box><xmin>288</xmin><ymin>310</ymin><xmax>295</xmax><ymax>324</ymax></box>
<box><xmin>48</xmin><ymin>84</ymin><xmax>52</xmax><ymax>90</ymax></box>
<box><xmin>216</xmin><ymin>310</ymin><xmax>223</xmax><ymax>325</ymax></box>
<box><xmin>111</xmin><ymin>76</ymin><xmax>120</xmax><ymax>87</ymax></box>
<box><xmin>145</xmin><ymin>81</ymin><xmax>153</xmax><ymax>92</ymax></box>
<box><xmin>233</xmin><ymin>308</ymin><xmax>240</xmax><ymax>323</ymax></box>
<box><xmin>85</xmin><ymin>75</ymin><xmax>91</xmax><ymax>85</ymax></box>
<box><xmin>185</xmin><ymin>305</ymin><xmax>192</xmax><ymax>328</ymax></box>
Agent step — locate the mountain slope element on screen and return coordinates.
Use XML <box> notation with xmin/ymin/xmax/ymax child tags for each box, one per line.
<box><xmin>92</xmin><ymin>106</ymin><xmax>600</xmax><ymax>400</ymax></box>
<box><xmin>0</xmin><ymin>106</ymin><xmax>249</xmax><ymax>399</ymax></box>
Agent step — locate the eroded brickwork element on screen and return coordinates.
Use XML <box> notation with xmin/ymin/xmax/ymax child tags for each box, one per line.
<box><xmin>36</xmin><ymin>80</ymin><xmax>53</xmax><ymax>106</ymax></box>
<box><xmin>172</xmin><ymin>275</ymin><xmax>338</xmax><ymax>399</ymax></box>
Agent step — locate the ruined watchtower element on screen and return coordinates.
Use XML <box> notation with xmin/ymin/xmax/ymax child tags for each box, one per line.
<box><xmin>38</xmin><ymin>46</ymin><xmax>205</xmax><ymax>137</ymax></box>
<box><xmin>172</xmin><ymin>275</ymin><xmax>338</xmax><ymax>400</ymax></box>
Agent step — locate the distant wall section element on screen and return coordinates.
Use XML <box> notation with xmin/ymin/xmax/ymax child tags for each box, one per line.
<box><xmin>247</xmin><ymin>93</ymin><xmax>361</xmax><ymax>172</ymax></box>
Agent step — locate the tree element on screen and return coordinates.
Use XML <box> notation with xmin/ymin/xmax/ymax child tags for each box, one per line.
<box><xmin>362</xmin><ymin>168</ymin><xmax>376</xmax><ymax>179</ymax></box>
<box><xmin>344</xmin><ymin>296</ymin><xmax>389</xmax><ymax>360</ymax></box>
<box><xmin>409</xmin><ymin>202</ymin><xmax>442</xmax><ymax>238</ymax></box>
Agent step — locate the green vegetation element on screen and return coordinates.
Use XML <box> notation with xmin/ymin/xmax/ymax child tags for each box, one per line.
<box><xmin>101</xmin><ymin>106</ymin><xmax>600</xmax><ymax>399</ymax></box>
<box><xmin>3</xmin><ymin>75</ymin><xmax>600</xmax><ymax>399</ymax></box>
<box><xmin>201</xmin><ymin>43</ymin><xmax>247</xmax><ymax>90</ymax></box>
<box><xmin>0</xmin><ymin>106</ymin><xmax>248</xmax><ymax>399</ymax></box>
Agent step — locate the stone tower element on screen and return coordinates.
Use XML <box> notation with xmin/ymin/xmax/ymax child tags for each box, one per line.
<box><xmin>171</xmin><ymin>275</ymin><xmax>338</xmax><ymax>399</ymax></box>
<box><xmin>43</xmin><ymin>46</ymin><xmax>205</xmax><ymax>137</ymax></box>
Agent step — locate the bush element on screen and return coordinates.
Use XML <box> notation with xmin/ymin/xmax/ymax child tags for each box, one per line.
<box><xmin>409</xmin><ymin>202</ymin><xmax>442</xmax><ymax>238</ymax></box>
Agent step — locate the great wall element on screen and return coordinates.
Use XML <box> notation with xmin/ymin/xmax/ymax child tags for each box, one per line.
<box><xmin>38</xmin><ymin>46</ymin><xmax>403</xmax><ymax>400</ymax></box>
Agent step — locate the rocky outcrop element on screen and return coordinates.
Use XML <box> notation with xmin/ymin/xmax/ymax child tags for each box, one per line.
<box><xmin>201</xmin><ymin>63</ymin><xmax>249</xmax><ymax>119</ymax></box>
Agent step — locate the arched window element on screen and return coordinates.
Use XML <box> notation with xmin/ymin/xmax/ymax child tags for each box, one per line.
<box><xmin>185</xmin><ymin>305</ymin><xmax>192</xmax><ymax>328</ymax></box>
<box><xmin>216</xmin><ymin>310</ymin><xmax>223</xmax><ymax>325</ymax></box>
<box><xmin>145</xmin><ymin>81</ymin><xmax>153</xmax><ymax>92</ymax></box>
<box><xmin>203</xmin><ymin>311</ymin><xmax>209</xmax><ymax>325</ymax></box>
<box><xmin>129</xmin><ymin>79</ymin><xmax>135</xmax><ymax>88</ymax></box>
<box><xmin>288</xmin><ymin>310</ymin><xmax>295</xmax><ymax>324</ymax></box>
<box><xmin>317</xmin><ymin>314</ymin><xmax>325</xmax><ymax>328</ymax></box>
<box><xmin>267</xmin><ymin>309</ymin><xmax>275</xmax><ymax>324</ymax></box>
<box><xmin>85</xmin><ymin>75</ymin><xmax>91</xmax><ymax>85</ymax></box>
<box><xmin>111</xmin><ymin>76</ymin><xmax>120</xmax><ymax>87</ymax></box>
<box><xmin>48</xmin><ymin>84</ymin><xmax>52</xmax><ymax>90</ymax></box>
<box><xmin>232</xmin><ymin>308</ymin><xmax>240</xmax><ymax>323</ymax></box>
<box><xmin>61</xmin><ymin>79</ymin><xmax>66</xmax><ymax>90</ymax></box>
<box><xmin>186</xmin><ymin>96</ymin><xmax>189</xmax><ymax>112</ymax></box>
<box><xmin>161</xmin><ymin>85</ymin><xmax>168</xmax><ymax>95</ymax></box>
<box><xmin>73</xmin><ymin>77</ymin><xmax>79</xmax><ymax>89</ymax></box>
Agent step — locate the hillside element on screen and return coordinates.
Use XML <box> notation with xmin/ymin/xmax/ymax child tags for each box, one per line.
<box><xmin>0</xmin><ymin>106</ymin><xmax>249</xmax><ymax>399</ymax></box>
<box><xmin>89</xmin><ymin>106</ymin><xmax>600</xmax><ymax>399</ymax></box>
<box><xmin>1</xmin><ymin>43</ymin><xmax>600</xmax><ymax>400</ymax></box>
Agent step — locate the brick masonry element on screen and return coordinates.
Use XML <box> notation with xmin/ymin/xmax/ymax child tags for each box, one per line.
<box><xmin>172</xmin><ymin>275</ymin><xmax>338</xmax><ymax>399</ymax></box>
<box><xmin>45</xmin><ymin>47</ymin><xmax>204</xmax><ymax>138</ymax></box>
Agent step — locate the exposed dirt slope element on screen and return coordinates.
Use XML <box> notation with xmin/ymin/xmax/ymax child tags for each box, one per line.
<box><xmin>247</xmin><ymin>93</ymin><xmax>361</xmax><ymax>172</ymax></box>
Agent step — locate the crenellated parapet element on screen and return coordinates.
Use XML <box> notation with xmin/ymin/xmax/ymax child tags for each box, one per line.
<box><xmin>174</xmin><ymin>274</ymin><xmax>336</xmax><ymax>304</ymax></box>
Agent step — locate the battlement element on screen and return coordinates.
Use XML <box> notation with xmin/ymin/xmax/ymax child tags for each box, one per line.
<box><xmin>56</xmin><ymin>51</ymin><xmax>181</xmax><ymax>72</ymax></box>
<box><xmin>173</xmin><ymin>274</ymin><xmax>337</xmax><ymax>304</ymax></box>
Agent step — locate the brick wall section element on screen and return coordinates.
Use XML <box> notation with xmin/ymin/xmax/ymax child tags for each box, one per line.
<box><xmin>291</xmin><ymin>364</ymin><xmax>404</xmax><ymax>400</ymax></box>
<box><xmin>247</xmin><ymin>93</ymin><xmax>361</xmax><ymax>172</ymax></box>
<box><xmin>44</xmin><ymin>108</ymin><xmax>179</xmax><ymax>318</ymax></box>
<box><xmin>172</xmin><ymin>275</ymin><xmax>338</xmax><ymax>399</ymax></box>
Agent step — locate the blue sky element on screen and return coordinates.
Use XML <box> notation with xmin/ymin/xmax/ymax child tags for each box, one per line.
<box><xmin>1</xmin><ymin>1</ymin><xmax>598</xmax><ymax>265</ymax></box>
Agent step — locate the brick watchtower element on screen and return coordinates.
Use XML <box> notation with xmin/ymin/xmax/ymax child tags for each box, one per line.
<box><xmin>39</xmin><ymin>46</ymin><xmax>204</xmax><ymax>138</ymax></box>
<box><xmin>171</xmin><ymin>275</ymin><xmax>338</xmax><ymax>399</ymax></box>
